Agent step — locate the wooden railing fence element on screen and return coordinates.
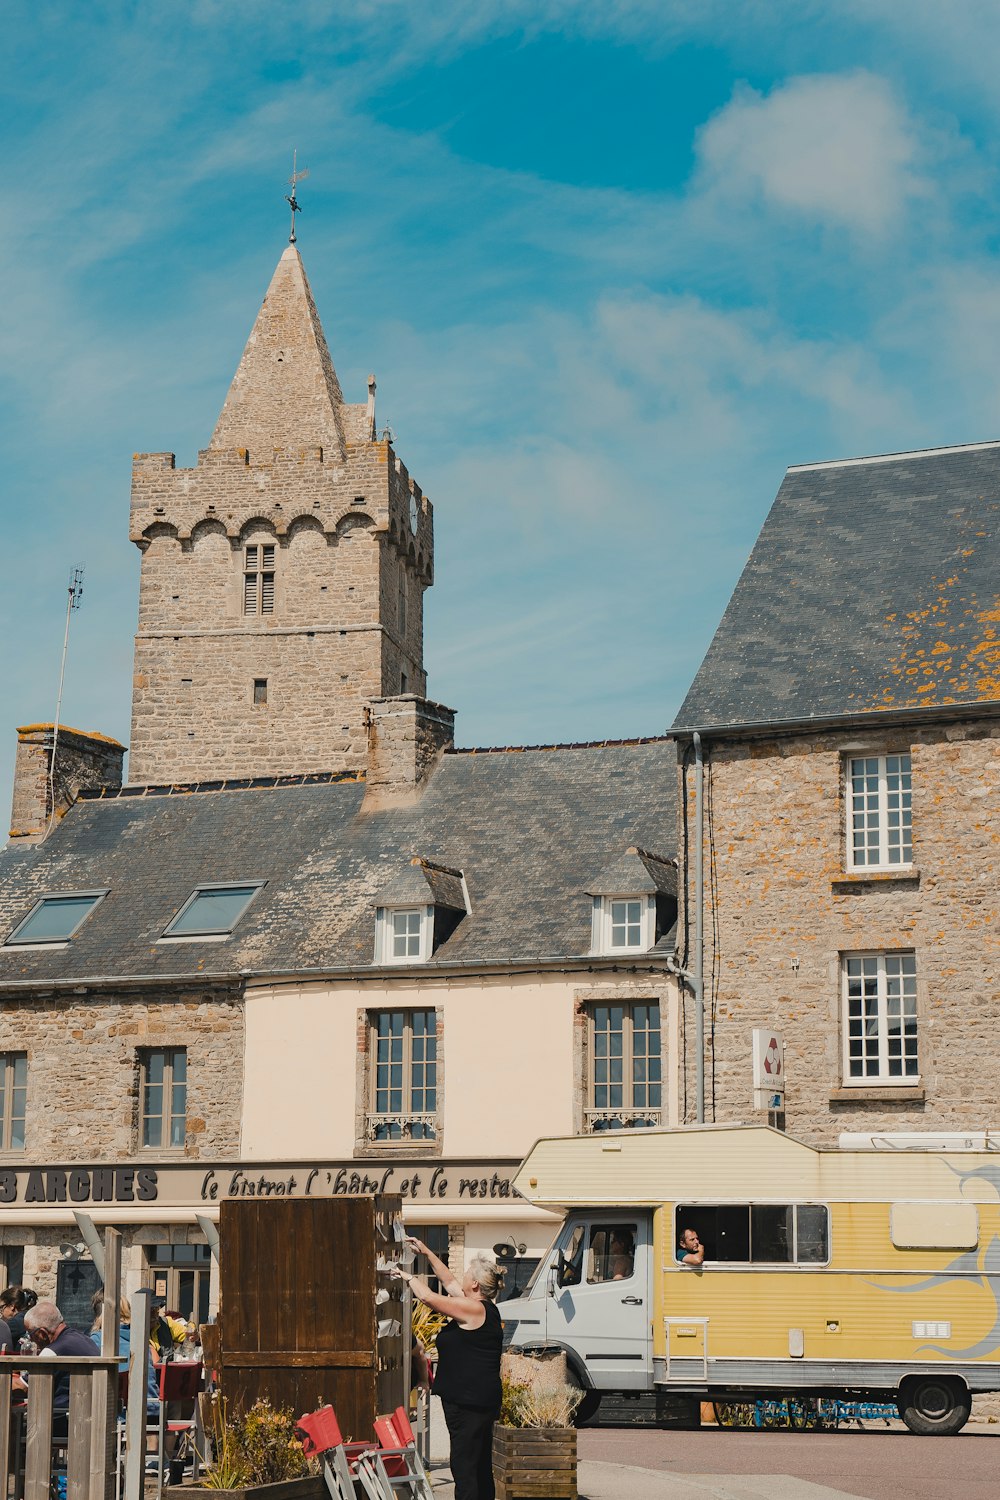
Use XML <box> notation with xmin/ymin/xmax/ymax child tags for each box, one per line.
<box><xmin>0</xmin><ymin>1227</ymin><xmax>122</xmax><ymax>1500</ymax></box>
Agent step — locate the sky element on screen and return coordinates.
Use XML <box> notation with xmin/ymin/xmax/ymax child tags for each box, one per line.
<box><xmin>4</xmin><ymin>0</ymin><xmax>1000</xmax><ymax>811</ymax></box>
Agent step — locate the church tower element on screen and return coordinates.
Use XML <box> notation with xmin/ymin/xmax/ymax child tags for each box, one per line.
<box><xmin>128</xmin><ymin>247</ymin><xmax>432</xmax><ymax>784</ymax></box>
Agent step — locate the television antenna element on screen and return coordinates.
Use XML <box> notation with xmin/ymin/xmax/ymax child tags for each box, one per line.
<box><xmin>43</xmin><ymin>566</ymin><xmax>84</xmax><ymax>840</ymax></box>
<box><xmin>285</xmin><ymin>150</ymin><xmax>308</xmax><ymax>244</ymax></box>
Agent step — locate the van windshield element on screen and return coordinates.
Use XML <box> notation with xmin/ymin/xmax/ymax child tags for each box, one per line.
<box><xmin>517</xmin><ymin>1224</ymin><xmax>566</xmax><ymax>1298</ymax></box>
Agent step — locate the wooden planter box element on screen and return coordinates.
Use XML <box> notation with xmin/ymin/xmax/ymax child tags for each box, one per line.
<box><xmin>492</xmin><ymin>1424</ymin><xmax>577</xmax><ymax>1500</ymax></box>
<box><xmin>194</xmin><ymin>1477</ymin><xmax>326</xmax><ymax>1500</ymax></box>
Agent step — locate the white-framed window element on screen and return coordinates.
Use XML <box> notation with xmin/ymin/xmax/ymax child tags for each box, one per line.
<box><xmin>842</xmin><ymin>952</ymin><xmax>919</xmax><ymax>1083</ymax></box>
<box><xmin>0</xmin><ymin>1054</ymin><xmax>27</xmax><ymax>1151</ymax></box>
<box><xmin>591</xmin><ymin>895</ymin><xmax>655</xmax><ymax>956</ymax></box>
<box><xmin>141</xmin><ymin>1047</ymin><xmax>187</xmax><ymax>1149</ymax></box>
<box><xmin>375</xmin><ymin>906</ymin><xmax>432</xmax><ymax>965</ymax></box>
<box><xmin>244</xmin><ymin>544</ymin><xmax>275</xmax><ymax>615</ymax></box>
<box><xmin>847</xmin><ymin>753</ymin><xmax>912</xmax><ymax>870</ymax></box>
<box><xmin>367</xmin><ymin>1009</ymin><xmax>438</xmax><ymax>1142</ymax></box>
<box><xmin>585</xmin><ymin>1001</ymin><xmax>662</xmax><ymax>1131</ymax></box>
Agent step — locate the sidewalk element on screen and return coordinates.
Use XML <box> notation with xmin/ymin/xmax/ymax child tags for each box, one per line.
<box><xmin>428</xmin><ymin>1458</ymin><xmax>869</xmax><ymax>1499</ymax></box>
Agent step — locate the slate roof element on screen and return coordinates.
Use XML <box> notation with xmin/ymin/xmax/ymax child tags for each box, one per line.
<box><xmin>586</xmin><ymin>848</ymin><xmax>676</xmax><ymax>898</ymax></box>
<box><xmin>0</xmin><ymin>740</ymin><xmax>676</xmax><ymax>987</ymax></box>
<box><xmin>674</xmin><ymin>442</ymin><xmax>1000</xmax><ymax>733</ymax></box>
<box><xmin>373</xmin><ymin>859</ymin><xmax>467</xmax><ymax>912</ymax></box>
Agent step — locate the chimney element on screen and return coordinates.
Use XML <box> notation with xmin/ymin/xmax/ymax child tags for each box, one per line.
<box><xmin>363</xmin><ymin>696</ymin><xmax>455</xmax><ymax>808</ymax></box>
<box><xmin>9</xmin><ymin>724</ymin><xmax>126</xmax><ymax>843</ymax></box>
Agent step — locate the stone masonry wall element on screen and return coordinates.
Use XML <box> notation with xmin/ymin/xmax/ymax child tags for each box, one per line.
<box><xmin>129</xmin><ymin>439</ymin><xmax>431</xmax><ymax>784</ymax></box>
<box><xmin>10</xmin><ymin>726</ymin><xmax>125</xmax><ymax>842</ymax></box>
<box><xmin>363</xmin><ymin>697</ymin><xmax>456</xmax><ymax>806</ymax></box>
<box><xmin>0</xmin><ymin>984</ymin><xmax>243</xmax><ymax>1161</ymax></box>
<box><xmin>677</xmin><ymin>718</ymin><xmax>999</xmax><ymax>1142</ymax></box>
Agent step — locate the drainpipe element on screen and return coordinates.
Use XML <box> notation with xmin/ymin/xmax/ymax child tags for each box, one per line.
<box><xmin>693</xmin><ymin>732</ymin><xmax>705</xmax><ymax>1124</ymax></box>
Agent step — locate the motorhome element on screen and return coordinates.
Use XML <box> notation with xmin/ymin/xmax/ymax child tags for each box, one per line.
<box><xmin>504</xmin><ymin>1124</ymin><xmax>1000</xmax><ymax>1434</ymax></box>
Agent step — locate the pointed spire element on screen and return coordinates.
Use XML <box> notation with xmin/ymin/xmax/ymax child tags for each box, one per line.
<box><xmin>209</xmin><ymin>247</ymin><xmax>346</xmax><ymax>459</ymax></box>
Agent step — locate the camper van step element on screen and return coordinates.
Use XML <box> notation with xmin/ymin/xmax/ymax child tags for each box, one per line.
<box><xmin>584</xmin><ymin>1392</ymin><xmax>700</xmax><ymax>1428</ymax></box>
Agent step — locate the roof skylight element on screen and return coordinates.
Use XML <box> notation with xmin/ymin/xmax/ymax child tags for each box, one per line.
<box><xmin>163</xmin><ymin>883</ymin><xmax>263</xmax><ymax>938</ymax></box>
<box><xmin>6</xmin><ymin>891</ymin><xmax>108</xmax><ymax>946</ymax></box>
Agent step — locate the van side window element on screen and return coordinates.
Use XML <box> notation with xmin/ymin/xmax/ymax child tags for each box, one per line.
<box><xmin>559</xmin><ymin>1224</ymin><xmax>585</xmax><ymax>1286</ymax></box>
<box><xmin>587</xmin><ymin>1224</ymin><xmax>636</xmax><ymax>1283</ymax></box>
<box><xmin>676</xmin><ymin>1204</ymin><xmax>829</xmax><ymax>1264</ymax></box>
<box><xmin>795</xmin><ymin>1205</ymin><xmax>830</xmax><ymax>1262</ymax></box>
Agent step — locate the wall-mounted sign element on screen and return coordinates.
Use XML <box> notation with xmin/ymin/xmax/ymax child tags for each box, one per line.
<box><xmin>751</xmin><ymin>1029</ymin><xmax>785</xmax><ymax>1111</ymax></box>
<box><xmin>0</xmin><ymin>1159</ymin><xmax>524</xmax><ymax>1211</ymax></box>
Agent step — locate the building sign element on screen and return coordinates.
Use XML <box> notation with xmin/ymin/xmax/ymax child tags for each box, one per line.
<box><xmin>751</xmin><ymin>1029</ymin><xmax>785</xmax><ymax>1111</ymax></box>
<box><xmin>0</xmin><ymin>1159</ymin><xmax>524</xmax><ymax>1210</ymax></box>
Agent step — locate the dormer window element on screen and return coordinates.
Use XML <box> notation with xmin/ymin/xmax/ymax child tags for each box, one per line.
<box><xmin>377</xmin><ymin>906</ymin><xmax>432</xmax><ymax>965</ymax></box>
<box><xmin>373</xmin><ymin>858</ymin><xmax>468</xmax><ymax>966</ymax></box>
<box><xmin>587</xmin><ymin>846</ymin><xmax>677</xmax><ymax>958</ymax></box>
<box><xmin>592</xmin><ymin>895</ymin><xmax>655</xmax><ymax>956</ymax></box>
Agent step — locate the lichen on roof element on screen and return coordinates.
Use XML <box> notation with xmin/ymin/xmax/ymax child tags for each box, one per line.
<box><xmin>674</xmin><ymin>447</ymin><xmax>1000</xmax><ymax>732</ymax></box>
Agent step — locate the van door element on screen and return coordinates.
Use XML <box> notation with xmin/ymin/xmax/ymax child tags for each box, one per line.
<box><xmin>545</xmin><ymin>1214</ymin><xmax>652</xmax><ymax>1390</ymax></box>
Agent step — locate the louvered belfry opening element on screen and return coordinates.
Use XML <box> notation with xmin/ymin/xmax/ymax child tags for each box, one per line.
<box><xmin>244</xmin><ymin>543</ymin><xmax>275</xmax><ymax>615</ymax></box>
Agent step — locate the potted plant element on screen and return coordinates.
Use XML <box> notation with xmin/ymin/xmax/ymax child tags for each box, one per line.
<box><xmin>198</xmin><ymin>1397</ymin><xmax>325</xmax><ymax>1500</ymax></box>
<box><xmin>492</xmin><ymin>1355</ymin><xmax>581</xmax><ymax>1500</ymax></box>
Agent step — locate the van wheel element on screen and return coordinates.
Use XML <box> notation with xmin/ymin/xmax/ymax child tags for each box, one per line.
<box><xmin>898</xmin><ymin>1377</ymin><xmax>970</xmax><ymax>1436</ymax></box>
<box><xmin>572</xmin><ymin>1389</ymin><xmax>602</xmax><ymax>1425</ymax></box>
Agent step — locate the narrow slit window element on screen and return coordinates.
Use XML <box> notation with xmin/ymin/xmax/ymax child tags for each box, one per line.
<box><xmin>253</xmin><ymin>678</ymin><xmax>268</xmax><ymax>705</ymax></box>
<box><xmin>244</xmin><ymin>544</ymin><xmax>276</xmax><ymax>616</ymax></box>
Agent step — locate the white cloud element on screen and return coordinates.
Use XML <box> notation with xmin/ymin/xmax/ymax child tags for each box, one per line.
<box><xmin>695</xmin><ymin>71</ymin><xmax>927</xmax><ymax>237</ymax></box>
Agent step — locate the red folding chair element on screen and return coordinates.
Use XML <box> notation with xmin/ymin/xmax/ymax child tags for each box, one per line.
<box><xmin>296</xmin><ymin>1405</ymin><xmax>375</xmax><ymax>1500</ymax></box>
<box><xmin>367</xmin><ymin>1412</ymin><xmax>434</xmax><ymax>1500</ymax></box>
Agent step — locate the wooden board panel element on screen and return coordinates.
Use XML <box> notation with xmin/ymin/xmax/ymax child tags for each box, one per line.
<box><xmin>220</xmin><ymin>1196</ymin><xmax>401</xmax><ymax>1441</ymax></box>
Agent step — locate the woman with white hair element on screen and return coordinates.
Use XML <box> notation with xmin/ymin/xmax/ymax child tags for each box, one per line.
<box><xmin>392</xmin><ymin>1238</ymin><xmax>504</xmax><ymax>1500</ymax></box>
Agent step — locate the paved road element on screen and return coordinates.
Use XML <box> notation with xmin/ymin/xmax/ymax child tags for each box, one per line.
<box><xmin>576</xmin><ymin>1422</ymin><xmax>1000</xmax><ymax>1500</ymax></box>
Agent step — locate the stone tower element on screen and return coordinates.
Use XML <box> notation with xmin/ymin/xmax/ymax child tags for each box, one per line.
<box><xmin>128</xmin><ymin>246</ymin><xmax>432</xmax><ymax>784</ymax></box>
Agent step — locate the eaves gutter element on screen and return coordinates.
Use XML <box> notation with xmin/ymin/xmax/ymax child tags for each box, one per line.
<box><xmin>672</xmin><ymin>697</ymin><xmax>1000</xmax><ymax>742</ymax></box>
<box><xmin>0</xmin><ymin>952</ymin><xmax>680</xmax><ymax>998</ymax></box>
<box><xmin>247</xmin><ymin>953</ymin><xmax>679</xmax><ymax>988</ymax></box>
<box><xmin>0</xmin><ymin>971</ymin><xmax>244</xmax><ymax>997</ymax></box>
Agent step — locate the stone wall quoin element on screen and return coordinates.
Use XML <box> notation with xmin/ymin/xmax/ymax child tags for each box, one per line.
<box><xmin>677</xmin><ymin>719</ymin><xmax>1000</xmax><ymax>1142</ymax></box>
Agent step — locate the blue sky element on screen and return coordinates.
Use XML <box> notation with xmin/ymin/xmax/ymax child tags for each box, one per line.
<box><xmin>4</xmin><ymin>1</ymin><xmax>1000</xmax><ymax>810</ymax></box>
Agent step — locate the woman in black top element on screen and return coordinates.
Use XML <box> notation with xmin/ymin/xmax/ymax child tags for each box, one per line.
<box><xmin>394</xmin><ymin>1238</ymin><xmax>503</xmax><ymax>1500</ymax></box>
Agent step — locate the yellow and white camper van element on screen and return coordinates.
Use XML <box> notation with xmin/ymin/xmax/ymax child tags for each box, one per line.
<box><xmin>505</xmin><ymin>1124</ymin><xmax>1000</xmax><ymax>1434</ymax></box>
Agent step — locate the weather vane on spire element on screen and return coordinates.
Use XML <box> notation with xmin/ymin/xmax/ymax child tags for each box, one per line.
<box><xmin>285</xmin><ymin>150</ymin><xmax>309</xmax><ymax>244</ymax></box>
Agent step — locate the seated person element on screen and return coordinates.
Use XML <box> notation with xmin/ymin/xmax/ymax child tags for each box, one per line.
<box><xmin>90</xmin><ymin>1291</ymin><xmax>160</xmax><ymax>1418</ymax></box>
<box><xmin>22</xmin><ymin>1300</ymin><xmax>99</xmax><ymax>1434</ymax></box>
<box><xmin>677</xmin><ymin>1227</ymin><xmax>705</xmax><ymax>1267</ymax></box>
<box><xmin>609</xmin><ymin>1232</ymin><xmax>634</xmax><ymax>1280</ymax></box>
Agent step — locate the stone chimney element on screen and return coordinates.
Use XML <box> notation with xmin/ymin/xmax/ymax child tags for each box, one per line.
<box><xmin>9</xmin><ymin>724</ymin><xmax>126</xmax><ymax>843</ymax></box>
<box><xmin>363</xmin><ymin>696</ymin><xmax>455</xmax><ymax>808</ymax></box>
